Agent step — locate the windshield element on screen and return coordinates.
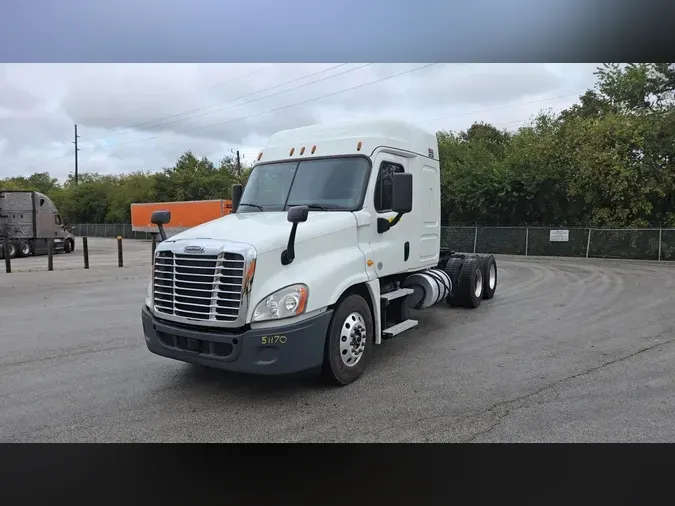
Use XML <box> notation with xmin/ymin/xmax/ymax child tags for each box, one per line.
<box><xmin>237</xmin><ymin>156</ymin><xmax>370</xmax><ymax>212</ymax></box>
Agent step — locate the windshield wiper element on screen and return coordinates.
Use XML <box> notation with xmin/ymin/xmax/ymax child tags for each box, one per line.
<box><xmin>286</xmin><ymin>203</ymin><xmax>332</xmax><ymax>211</ymax></box>
<box><xmin>238</xmin><ymin>203</ymin><xmax>265</xmax><ymax>211</ymax></box>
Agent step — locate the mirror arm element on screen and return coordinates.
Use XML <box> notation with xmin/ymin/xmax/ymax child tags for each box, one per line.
<box><xmin>377</xmin><ymin>212</ymin><xmax>404</xmax><ymax>234</ymax></box>
<box><xmin>157</xmin><ymin>224</ymin><xmax>167</xmax><ymax>241</ymax></box>
<box><xmin>390</xmin><ymin>212</ymin><xmax>403</xmax><ymax>227</ymax></box>
<box><xmin>281</xmin><ymin>223</ymin><xmax>299</xmax><ymax>265</ymax></box>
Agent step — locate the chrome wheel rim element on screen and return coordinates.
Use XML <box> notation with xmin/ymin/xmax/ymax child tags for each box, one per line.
<box><xmin>474</xmin><ymin>269</ymin><xmax>483</xmax><ymax>298</ymax></box>
<box><xmin>339</xmin><ymin>312</ymin><xmax>367</xmax><ymax>367</ymax></box>
<box><xmin>21</xmin><ymin>243</ymin><xmax>30</xmax><ymax>255</ymax></box>
<box><xmin>489</xmin><ymin>263</ymin><xmax>496</xmax><ymax>290</ymax></box>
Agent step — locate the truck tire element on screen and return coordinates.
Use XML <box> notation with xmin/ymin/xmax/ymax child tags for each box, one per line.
<box><xmin>456</xmin><ymin>257</ymin><xmax>483</xmax><ymax>308</ymax></box>
<box><xmin>444</xmin><ymin>257</ymin><xmax>465</xmax><ymax>307</ymax></box>
<box><xmin>19</xmin><ymin>241</ymin><xmax>32</xmax><ymax>257</ymax></box>
<box><xmin>480</xmin><ymin>255</ymin><xmax>497</xmax><ymax>299</ymax></box>
<box><xmin>64</xmin><ymin>239</ymin><xmax>73</xmax><ymax>253</ymax></box>
<box><xmin>7</xmin><ymin>242</ymin><xmax>17</xmax><ymax>259</ymax></box>
<box><xmin>322</xmin><ymin>294</ymin><xmax>374</xmax><ymax>386</ymax></box>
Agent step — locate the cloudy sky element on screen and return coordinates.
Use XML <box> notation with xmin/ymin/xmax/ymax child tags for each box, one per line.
<box><xmin>0</xmin><ymin>63</ymin><xmax>601</xmax><ymax>180</ymax></box>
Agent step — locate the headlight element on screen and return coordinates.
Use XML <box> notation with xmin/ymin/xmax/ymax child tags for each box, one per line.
<box><xmin>252</xmin><ymin>284</ymin><xmax>308</xmax><ymax>322</ymax></box>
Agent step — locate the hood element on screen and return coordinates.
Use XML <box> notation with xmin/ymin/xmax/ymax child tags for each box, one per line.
<box><xmin>166</xmin><ymin>211</ymin><xmax>357</xmax><ymax>254</ymax></box>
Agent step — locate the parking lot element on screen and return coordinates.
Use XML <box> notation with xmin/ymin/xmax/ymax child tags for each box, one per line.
<box><xmin>1</xmin><ymin>238</ymin><xmax>674</xmax><ymax>442</ymax></box>
<box><xmin>2</xmin><ymin>236</ymin><xmax>152</xmax><ymax>272</ymax></box>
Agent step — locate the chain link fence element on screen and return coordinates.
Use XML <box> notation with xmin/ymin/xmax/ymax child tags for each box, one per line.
<box><xmin>72</xmin><ymin>224</ymin><xmax>153</xmax><ymax>240</ymax></box>
<box><xmin>439</xmin><ymin>226</ymin><xmax>673</xmax><ymax>261</ymax></box>
<box><xmin>73</xmin><ymin>224</ymin><xmax>675</xmax><ymax>261</ymax></box>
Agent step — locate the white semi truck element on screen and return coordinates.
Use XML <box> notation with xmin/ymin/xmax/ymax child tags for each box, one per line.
<box><xmin>141</xmin><ymin>119</ymin><xmax>497</xmax><ymax>385</ymax></box>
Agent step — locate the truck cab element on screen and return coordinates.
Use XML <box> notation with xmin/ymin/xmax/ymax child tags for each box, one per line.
<box><xmin>141</xmin><ymin>119</ymin><xmax>497</xmax><ymax>385</ymax></box>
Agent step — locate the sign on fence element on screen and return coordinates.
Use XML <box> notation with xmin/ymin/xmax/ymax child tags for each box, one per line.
<box><xmin>549</xmin><ymin>229</ymin><xmax>569</xmax><ymax>242</ymax></box>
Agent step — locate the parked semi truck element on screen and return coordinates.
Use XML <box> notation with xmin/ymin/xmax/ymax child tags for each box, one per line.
<box><xmin>0</xmin><ymin>190</ymin><xmax>75</xmax><ymax>259</ymax></box>
<box><xmin>141</xmin><ymin>119</ymin><xmax>498</xmax><ymax>385</ymax></box>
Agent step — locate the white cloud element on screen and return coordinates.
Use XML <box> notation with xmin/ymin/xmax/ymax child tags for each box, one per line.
<box><xmin>0</xmin><ymin>63</ymin><xmax>600</xmax><ymax>180</ymax></box>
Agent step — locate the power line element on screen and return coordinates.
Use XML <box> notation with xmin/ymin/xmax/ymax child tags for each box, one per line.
<box><xmin>415</xmin><ymin>91</ymin><xmax>584</xmax><ymax>125</ymax></box>
<box><xmin>89</xmin><ymin>63</ymin><xmax>368</xmax><ymax>140</ymax></box>
<box><xmin>20</xmin><ymin>64</ymin><xmax>351</xmax><ymax>170</ymax></box>
<box><xmin>18</xmin><ymin>69</ymin><xmax>583</xmax><ymax>175</ymax></box>
<box><xmin>81</xmin><ymin>64</ymin><xmax>273</xmax><ymax>142</ymax></box>
<box><xmin>87</xmin><ymin>63</ymin><xmax>439</xmax><ymax>149</ymax></box>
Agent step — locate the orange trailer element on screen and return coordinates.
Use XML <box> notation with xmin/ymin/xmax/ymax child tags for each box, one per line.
<box><xmin>131</xmin><ymin>199</ymin><xmax>232</xmax><ymax>235</ymax></box>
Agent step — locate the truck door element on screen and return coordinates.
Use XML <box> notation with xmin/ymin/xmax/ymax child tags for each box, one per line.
<box><xmin>54</xmin><ymin>214</ymin><xmax>66</xmax><ymax>237</ymax></box>
<box><xmin>368</xmin><ymin>151</ymin><xmax>413</xmax><ymax>278</ymax></box>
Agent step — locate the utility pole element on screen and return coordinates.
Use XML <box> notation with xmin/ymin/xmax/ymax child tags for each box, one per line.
<box><xmin>236</xmin><ymin>150</ymin><xmax>241</xmax><ymax>179</ymax></box>
<box><xmin>73</xmin><ymin>124</ymin><xmax>80</xmax><ymax>184</ymax></box>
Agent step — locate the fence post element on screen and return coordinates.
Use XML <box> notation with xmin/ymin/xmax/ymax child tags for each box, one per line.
<box><xmin>3</xmin><ymin>237</ymin><xmax>11</xmax><ymax>274</ymax></box>
<box><xmin>525</xmin><ymin>227</ymin><xmax>529</xmax><ymax>256</ymax></box>
<box><xmin>117</xmin><ymin>236</ymin><xmax>124</xmax><ymax>267</ymax></box>
<box><xmin>472</xmin><ymin>226</ymin><xmax>478</xmax><ymax>254</ymax></box>
<box><xmin>585</xmin><ymin>228</ymin><xmax>592</xmax><ymax>259</ymax></box>
<box><xmin>47</xmin><ymin>239</ymin><xmax>54</xmax><ymax>271</ymax></box>
<box><xmin>83</xmin><ymin>236</ymin><xmax>90</xmax><ymax>269</ymax></box>
<box><xmin>658</xmin><ymin>227</ymin><xmax>663</xmax><ymax>261</ymax></box>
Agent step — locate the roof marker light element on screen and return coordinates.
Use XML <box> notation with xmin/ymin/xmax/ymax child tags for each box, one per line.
<box><xmin>300</xmin><ymin>146</ymin><xmax>305</xmax><ymax>155</ymax></box>
<box><xmin>357</xmin><ymin>141</ymin><xmax>362</xmax><ymax>151</ymax></box>
<box><xmin>257</xmin><ymin>152</ymin><xmax>263</xmax><ymax>161</ymax></box>
<box><xmin>289</xmin><ymin>147</ymin><xmax>295</xmax><ymax>156</ymax></box>
<box><xmin>311</xmin><ymin>145</ymin><xmax>316</xmax><ymax>154</ymax></box>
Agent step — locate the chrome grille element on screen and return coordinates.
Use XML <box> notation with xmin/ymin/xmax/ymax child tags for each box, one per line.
<box><xmin>153</xmin><ymin>251</ymin><xmax>245</xmax><ymax>322</ymax></box>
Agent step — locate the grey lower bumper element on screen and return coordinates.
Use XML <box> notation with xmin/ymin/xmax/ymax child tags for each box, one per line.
<box><xmin>141</xmin><ymin>305</ymin><xmax>333</xmax><ymax>375</ymax></box>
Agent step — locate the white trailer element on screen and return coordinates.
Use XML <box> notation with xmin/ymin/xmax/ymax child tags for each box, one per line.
<box><xmin>141</xmin><ymin>119</ymin><xmax>497</xmax><ymax>385</ymax></box>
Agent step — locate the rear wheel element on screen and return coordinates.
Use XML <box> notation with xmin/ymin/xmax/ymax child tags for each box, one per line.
<box><xmin>480</xmin><ymin>255</ymin><xmax>497</xmax><ymax>299</ymax></box>
<box><xmin>7</xmin><ymin>242</ymin><xmax>17</xmax><ymax>259</ymax></box>
<box><xmin>322</xmin><ymin>294</ymin><xmax>374</xmax><ymax>386</ymax></box>
<box><xmin>444</xmin><ymin>257</ymin><xmax>465</xmax><ymax>307</ymax></box>
<box><xmin>456</xmin><ymin>257</ymin><xmax>483</xmax><ymax>308</ymax></box>
<box><xmin>19</xmin><ymin>241</ymin><xmax>32</xmax><ymax>257</ymax></box>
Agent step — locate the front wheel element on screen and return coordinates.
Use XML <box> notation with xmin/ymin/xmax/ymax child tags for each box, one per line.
<box><xmin>64</xmin><ymin>238</ymin><xmax>74</xmax><ymax>253</ymax></box>
<box><xmin>322</xmin><ymin>294</ymin><xmax>374</xmax><ymax>386</ymax></box>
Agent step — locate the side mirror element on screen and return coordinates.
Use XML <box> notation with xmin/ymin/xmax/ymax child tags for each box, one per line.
<box><xmin>232</xmin><ymin>184</ymin><xmax>243</xmax><ymax>213</ymax></box>
<box><xmin>281</xmin><ymin>205</ymin><xmax>309</xmax><ymax>265</ymax></box>
<box><xmin>391</xmin><ymin>172</ymin><xmax>413</xmax><ymax>214</ymax></box>
<box><xmin>287</xmin><ymin>205</ymin><xmax>309</xmax><ymax>224</ymax></box>
<box><xmin>151</xmin><ymin>210</ymin><xmax>171</xmax><ymax>241</ymax></box>
<box><xmin>378</xmin><ymin>173</ymin><xmax>413</xmax><ymax>234</ymax></box>
<box><xmin>151</xmin><ymin>210</ymin><xmax>171</xmax><ymax>225</ymax></box>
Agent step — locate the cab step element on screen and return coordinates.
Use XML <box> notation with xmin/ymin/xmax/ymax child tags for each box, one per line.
<box><xmin>380</xmin><ymin>287</ymin><xmax>414</xmax><ymax>302</ymax></box>
<box><xmin>382</xmin><ymin>319</ymin><xmax>418</xmax><ymax>338</ymax></box>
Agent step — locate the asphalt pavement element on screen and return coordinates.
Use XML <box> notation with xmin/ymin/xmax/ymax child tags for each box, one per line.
<box><xmin>1</xmin><ymin>238</ymin><xmax>673</xmax><ymax>442</ymax></box>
